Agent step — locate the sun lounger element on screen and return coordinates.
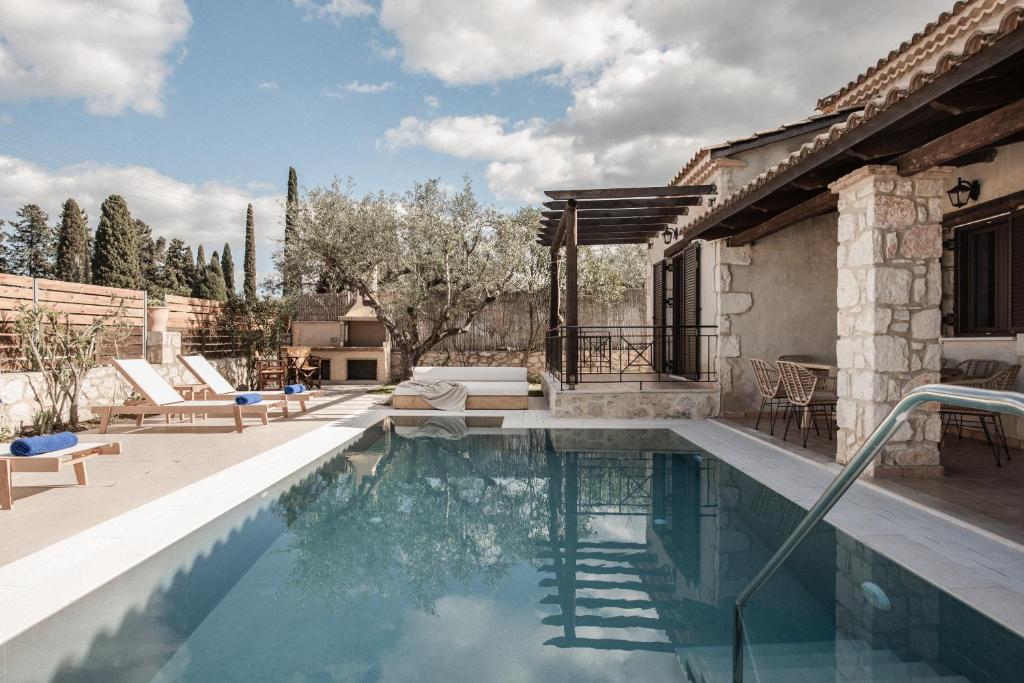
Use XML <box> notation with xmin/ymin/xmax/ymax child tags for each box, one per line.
<box><xmin>91</xmin><ymin>359</ymin><xmax>288</xmax><ymax>433</ymax></box>
<box><xmin>0</xmin><ymin>441</ymin><xmax>120</xmax><ymax>509</ymax></box>
<box><xmin>177</xmin><ymin>354</ymin><xmax>325</xmax><ymax>412</ymax></box>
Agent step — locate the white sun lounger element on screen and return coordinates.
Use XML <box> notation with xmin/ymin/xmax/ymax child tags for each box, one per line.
<box><xmin>177</xmin><ymin>354</ymin><xmax>325</xmax><ymax>412</ymax></box>
<box><xmin>0</xmin><ymin>441</ymin><xmax>120</xmax><ymax>509</ymax></box>
<box><xmin>91</xmin><ymin>359</ymin><xmax>288</xmax><ymax>433</ymax></box>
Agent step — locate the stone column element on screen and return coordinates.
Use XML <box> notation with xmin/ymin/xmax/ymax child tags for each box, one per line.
<box><xmin>146</xmin><ymin>330</ymin><xmax>182</xmax><ymax>365</ymax></box>
<box><xmin>832</xmin><ymin>165</ymin><xmax>951</xmax><ymax>478</ymax></box>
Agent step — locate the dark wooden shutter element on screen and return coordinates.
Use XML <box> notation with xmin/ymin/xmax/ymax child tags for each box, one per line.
<box><xmin>653</xmin><ymin>260</ymin><xmax>666</xmax><ymax>372</ymax></box>
<box><xmin>1011</xmin><ymin>210</ymin><xmax>1024</xmax><ymax>331</ymax></box>
<box><xmin>674</xmin><ymin>243</ymin><xmax>701</xmax><ymax>379</ymax></box>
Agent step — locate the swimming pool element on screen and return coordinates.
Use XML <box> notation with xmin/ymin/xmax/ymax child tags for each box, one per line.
<box><xmin>2</xmin><ymin>418</ymin><xmax>1021</xmax><ymax>681</ymax></box>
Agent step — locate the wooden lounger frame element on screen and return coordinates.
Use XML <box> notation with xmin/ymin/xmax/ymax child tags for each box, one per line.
<box><xmin>91</xmin><ymin>359</ymin><xmax>288</xmax><ymax>433</ymax></box>
<box><xmin>176</xmin><ymin>354</ymin><xmax>325</xmax><ymax>412</ymax></box>
<box><xmin>392</xmin><ymin>395</ymin><xmax>529</xmax><ymax>410</ymax></box>
<box><xmin>0</xmin><ymin>442</ymin><xmax>120</xmax><ymax>510</ymax></box>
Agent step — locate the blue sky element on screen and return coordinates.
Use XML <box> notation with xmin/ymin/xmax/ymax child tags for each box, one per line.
<box><xmin>0</xmin><ymin>0</ymin><xmax>952</xmax><ymax>280</ymax></box>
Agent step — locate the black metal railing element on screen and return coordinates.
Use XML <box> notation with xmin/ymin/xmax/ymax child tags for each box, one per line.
<box><xmin>545</xmin><ymin>325</ymin><xmax>717</xmax><ymax>388</ymax></box>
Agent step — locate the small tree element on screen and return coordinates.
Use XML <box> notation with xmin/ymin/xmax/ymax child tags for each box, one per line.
<box><xmin>290</xmin><ymin>178</ymin><xmax>532</xmax><ymax>380</ymax></box>
<box><xmin>218</xmin><ymin>295</ymin><xmax>291</xmax><ymax>387</ymax></box>
<box><xmin>8</xmin><ymin>204</ymin><xmax>54</xmax><ymax>278</ymax></box>
<box><xmin>244</xmin><ymin>203</ymin><xmax>257</xmax><ymax>300</ymax></box>
<box><xmin>14</xmin><ymin>299</ymin><xmax>132</xmax><ymax>429</ymax></box>
<box><xmin>206</xmin><ymin>250</ymin><xmax>228</xmax><ymax>302</ymax></box>
<box><xmin>54</xmin><ymin>199</ymin><xmax>91</xmax><ymax>283</ymax></box>
<box><xmin>92</xmin><ymin>195</ymin><xmax>142</xmax><ymax>288</ymax></box>
<box><xmin>221</xmin><ymin>243</ymin><xmax>236</xmax><ymax>296</ymax></box>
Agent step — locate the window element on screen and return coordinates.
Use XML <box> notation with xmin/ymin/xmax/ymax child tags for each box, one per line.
<box><xmin>954</xmin><ymin>209</ymin><xmax>1023</xmax><ymax>335</ymax></box>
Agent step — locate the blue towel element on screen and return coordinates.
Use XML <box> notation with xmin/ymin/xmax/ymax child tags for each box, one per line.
<box><xmin>10</xmin><ymin>431</ymin><xmax>79</xmax><ymax>456</ymax></box>
<box><xmin>234</xmin><ymin>393</ymin><xmax>263</xmax><ymax>405</ymax></box>
<box><xmin>284</xmin><ymin>384</ymin><xmax>307</xmax><ymax>395</ymax></box>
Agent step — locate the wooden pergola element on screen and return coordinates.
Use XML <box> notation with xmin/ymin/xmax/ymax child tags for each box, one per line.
<box><xmin>540</xmin><ymin>185</ymin><xmax>716</xmax><ymax>384</ymax></box>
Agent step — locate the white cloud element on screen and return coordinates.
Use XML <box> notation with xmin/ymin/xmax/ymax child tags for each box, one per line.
<box><xmin>0</xmin><ymin>154</ymin><xmax>283</xmax><ymax>255</ymax></box>
<box><xmin>423</xmin><ymin>95</ymin><xmax>440</xmax><ymax>109</ymax></box>
<box><xmin>0</xmin><ymin>0</ymin><xmax>192</xmax><ymax>116</ymax></box>
<box><xmin>293</xmin><ymin>0</ymin><xmax>373</xmax><ymax>24</ymax></box>
<box><xmin>375</xmin><ymin>0</ymin><xmax>952</xmax><ymax>201</ymax></box>
<box><xmin>257</xmin><ymin>81</ymin><xmax>279</xmax><ymax>90</ymax></box>
<box><xmin>345</xmin><ymin>80</ymin><xmax>395</xmax><ymax>94</ymax></box>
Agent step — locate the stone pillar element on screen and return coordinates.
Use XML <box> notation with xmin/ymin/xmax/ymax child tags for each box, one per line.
<box><xmin>832</xmin><ymin>165</ymin><xmax>950</xmax><ymax>478</ymax></box>
<box><xmin>146</xmin><ymin>330</ymin><xmax>182</xmax><ymax>365</ymax></box>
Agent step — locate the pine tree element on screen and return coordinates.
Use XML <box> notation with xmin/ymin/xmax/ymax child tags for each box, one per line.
<box><xmin>206</xmin><ymin>250</ymin><xmax>228</xmax><ymax>302</ymax></box>
<box><xmin>91</xmin><ymin>195</ymin><xmax>141</xmax><ymax>289</ymax></box>
<box><xmin>192</xmin><ymin>245</ymin><xmax>209</xmax><ymax>298</ymax></box>
<box><xmin>163</xmin><ymin>238</ymin><xmax>193</xmax><ymax>295</ymax></box>
<box><xmin>244</xmin><ymin>203</ymin><xmax>257</xmax><ymax>300</ymax></box>
<box><xmin>0</xmin><ymin>220</ymin><xmax>11</xmax><ymax>274</ymax></box>
<box><xmin>283</xmin><ymin>166</ymin><xmax>299</xmax><ymax>295</ymax></box>
<box><xmin>135</xmin><ymin>219</ymin><xmax>161</xmax><ymax>292</ymax></box>
<box><xmin>8</xmin><ymin>204</ymin><xmax>55</xmax><ymax>278</ymax></box>
<box><xmin>221</xmin><ymin>243</ymin><xmax>235</xmax><ymax>297</ymax></box>
<box><xmin>54</xmin><ymin>199</ymin><xmax>90</xmax><ymax>283</ymax></box>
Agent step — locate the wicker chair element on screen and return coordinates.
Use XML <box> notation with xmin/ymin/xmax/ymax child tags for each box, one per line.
<box><xmin>957</xmin><ymin>358</ymin><xmax>1003</xmax><ymax>380</ymax></box>
<box><xmin>751</xmin><ymin>358</ymin><xmax>788</xmax><ymax>435</ymax></box>
<box><xmin>778</xmin><ymin>354</ymin><xmax>813</xmax><ymax>363</ymax></box>
<box><xmin>777</xmin><ymin>361</ymin><xmax>838</xmax><ymax>448</ymax></box>
<box><xmin>942</xmin><ymin>364</ymin><xmax>1020</xmax><ymax>466</ymax></box>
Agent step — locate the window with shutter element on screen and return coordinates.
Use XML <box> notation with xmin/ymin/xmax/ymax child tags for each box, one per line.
<box><xmin>954</xmin><ymin>211</ymin><xmax>1016</xmax><ymax>335</ymax></box>
<box><xmin>653</xmin><ymin>261</ymin><xmax>666</xmax><ymax>372</ymax></box>
<box><xmin>673</xmin><ymin>243</ymin><xmax>701</xmax><ymax>379</ymax></box>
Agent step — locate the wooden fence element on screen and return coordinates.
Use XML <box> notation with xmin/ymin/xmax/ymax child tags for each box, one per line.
<box><xmin>0</xmin><ymin>274</ymin><xmax>229</xmax><ymax>371</ymax></box>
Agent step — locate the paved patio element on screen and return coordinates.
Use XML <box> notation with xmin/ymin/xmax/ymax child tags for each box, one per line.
<box><xmin>722</xmin><ymin>416</ymin><xmax>1024</xmax><ymax>546</ymax></box>
<box><xmin>0</xmin><ymin>387</ymin><xmax>382</xmax><ymax>566</ymax></box>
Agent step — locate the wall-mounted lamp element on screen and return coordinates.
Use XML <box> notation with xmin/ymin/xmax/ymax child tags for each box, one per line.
<box><xmin>708</xmin><ymin>197</ymin><xmax>716</xmax><ymax>207</ymax></box>
<box><xmin>665</xmin><ymin>297</ymin><xmax>674</xmax><ymax>307</ymax></box>
<box><xmin>647</xmin><ymin>239</ymin><xmax>653</xmax><ymax>250</ymax></box>
<box><xmin>662</xmin><ymin>226</ymin><xmax>679</xmax><ymax>245</ymax></box>
<box><xmin>946</xmin><ymin>177</ymin><xmax>980</xmax><ymax>208</ymax></box>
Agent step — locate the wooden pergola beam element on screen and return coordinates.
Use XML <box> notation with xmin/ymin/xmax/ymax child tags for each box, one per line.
<box><xmin>726</xmin><ymin>191</ymin><xmax>837</xmax><ymax>247</ymax></box>
<box><xmin>543</xmin><ymin>197</ymin><xmax>701</xmax><ymax>210</ymax></box>
<box><xmin>548</xmin><ymin>208</ymin><xmax>568</xmax><ymax>253</ymax></box>
<box><xmin>895</xmin><ymin>98</ymin><xmax>1024</xmax><ymax>176</ymax></box>
<box><xmin>544</xmin><ymin>184</ymin><xmax>715</xmax><ymax>200</ymax></box>
<box><xmin>541</xmin><ymin>207</ymin><xmax>688</xmax><ymax>219</ymax></box>
<box><xmin>541</xmin><ymin>216</ymin><xmax>671</xmax><ymax>228</ymax></box>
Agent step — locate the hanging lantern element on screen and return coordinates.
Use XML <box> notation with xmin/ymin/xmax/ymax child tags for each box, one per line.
<box><xmin>946</xmin><ymin>177</ymin><xmax>980</xmax><ymax>208</ymax></box>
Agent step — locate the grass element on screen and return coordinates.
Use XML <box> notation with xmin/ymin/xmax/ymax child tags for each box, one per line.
<box><xmin>368</xmin><ymin>384</ymin><xmax>397</xmax><ymax>395</ymax></box>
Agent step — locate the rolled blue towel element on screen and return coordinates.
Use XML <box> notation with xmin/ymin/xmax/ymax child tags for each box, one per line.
<box><xmin>234</xmin><ymin>393</ymin><xmax>263</xmax><ymax>405</ymax></box>
<box><xmin>10</xmin><ymin>431</ymin><xmax>79</xmax><ymax>456</ymax></box>
<box><xmin>283</xmin><ymin>384</ymin><xmax>307</xmax><ymax>395</ymax></box>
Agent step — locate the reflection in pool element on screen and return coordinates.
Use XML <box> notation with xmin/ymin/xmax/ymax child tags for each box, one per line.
<box><xmin>3</xmin><ymin>423</ymin><xmax>1022</xmax><ymax>681</ymax></box>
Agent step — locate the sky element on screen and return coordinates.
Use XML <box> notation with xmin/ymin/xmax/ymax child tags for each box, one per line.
<box><xmin>0</xmin><ymin>0</ymin><xmax>953</xmax><ymax>280</ymax></box>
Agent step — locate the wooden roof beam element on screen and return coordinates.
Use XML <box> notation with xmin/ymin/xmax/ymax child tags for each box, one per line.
<box><xmin>895</xmin><ymin>98</ymin><xmax>1024</xmax><ymax>176</ymax></box>
<box><xmin>548</xmin><ymin>204</ymin><xmax>569</xmax><ymax>253</ymax></box>
<box><xmin>543</xmin><ymin>197</ymin><xmax>702</xmax><ymax>210</ymax></box>
<box><xmin>541</xmin><ymin>207</ymin><xmax>688</xmax><ymax>219</ymax></box>
<box><xmin>541</xmin><ymin>217</ymin><xmax>671</xmax><ymax>228</ymax></box>
<box><xmin>544</xmin><ymin>184</ymin><xmax>716</xmax><ymax>200</ymax></box>
<box><xmin>727</xmin><ymin>191</ymin><xmax>837</xmax><ymax>247</ymax></box>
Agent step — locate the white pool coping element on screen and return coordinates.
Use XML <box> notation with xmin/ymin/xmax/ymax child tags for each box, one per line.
<box><xmin>2</xmin><ymin>406</ymin><xmax>1024</xmax><ymax>646</ymax></box>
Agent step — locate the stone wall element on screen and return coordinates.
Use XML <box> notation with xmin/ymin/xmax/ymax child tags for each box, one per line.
<box><xmin>391</xmin><ymin>349</ymin><xmax>544</xmax><ymax>382</ymax></box>
<box><xmin>832</xmin><ymin>165</ymin><xmax>949</xmax><ymax>477</ymax></box>
<box><xmin>540</xmin><ymin>373</ymin><xmax>720</xmax><ymax>418</ymax></box>
<box><xmin>0</xmin><ymin>356</ymin><xmax>246</xmax><ymax>432</ymax></box>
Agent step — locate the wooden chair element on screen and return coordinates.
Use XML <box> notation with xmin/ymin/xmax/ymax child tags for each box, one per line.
<box><xmin>751</xmin><ymin>358</ymin><xmax>788</xmax><ymax>435</ymax></box>
<box><xmin>178</xmin><ymin>354</ymin><xmax>324</xmax><ymax>412</ymax></box>
<box><xmin>1</xmin><ymin>442</ymin><xmax>119</xmax><ymax>509</ymax></box>
<box><xmin>256</xmin><ymin>355</ymin><xmax>288</xmax><ymax>391</ymax></box>
<box><xmin>91</xmin><ymin>359</ymin><xmax>288</xmax><ymax>433</ymax></box>
<box><xmin>942</xmin><ymin>364</ymin><xmax>1021</xmax><ymax>466</ymax></box>
<box><xmin>778</xmin><ymin>360</ymin><xmax>837</xmax><ymax>448</ymax></box>
<box><xmin>281</xmin><ymin>346</ymin><xmax>323</xmax><ymax>389</ymax></box>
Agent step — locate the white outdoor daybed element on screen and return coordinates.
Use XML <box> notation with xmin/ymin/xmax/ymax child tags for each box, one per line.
<box><xmin>392</xmin><ymin>367</ymin><xmax>529</xmax><ymax>410</ymax></box>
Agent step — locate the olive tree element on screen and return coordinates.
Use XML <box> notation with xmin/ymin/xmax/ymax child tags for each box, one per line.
<box><xmin>288</xmin><ymin>178</ymin><xmax>535</xmax><ymax>380</ymax></box>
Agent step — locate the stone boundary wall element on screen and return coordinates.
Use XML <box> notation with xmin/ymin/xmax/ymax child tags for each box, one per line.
<box><xmin>0</xmin><ymin>357</ymin><xmax>246</xmax><ymax>433</ymax></box>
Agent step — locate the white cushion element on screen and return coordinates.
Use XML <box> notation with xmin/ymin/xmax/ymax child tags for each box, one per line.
<box><xmin>395</xmin><ymin>381</ymin><xmax>528</xmax><ymax>396</ymax></box>
<box><xmin>412</xmin><ymin>366</ymin><xmax>527</xmax><ymax>382</ymax></box>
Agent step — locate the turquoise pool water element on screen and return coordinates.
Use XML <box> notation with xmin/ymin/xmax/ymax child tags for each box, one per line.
<box><xmin>3</xmin><ymin>420</ymin><xmax>1022</xmax><ymax>682</ymax></box>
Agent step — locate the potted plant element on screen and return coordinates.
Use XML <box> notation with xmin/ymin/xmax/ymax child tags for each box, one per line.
<box><xmin>147</xmin><ymin>290</ymin><xmax>170</xmax><ymax>332</ymax></box>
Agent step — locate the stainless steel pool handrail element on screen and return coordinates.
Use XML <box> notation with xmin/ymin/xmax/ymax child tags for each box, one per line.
<box><xmin>732</xmin><ymin>384</ymin><xmax>1024</xmax><ymax>683</ymax></box>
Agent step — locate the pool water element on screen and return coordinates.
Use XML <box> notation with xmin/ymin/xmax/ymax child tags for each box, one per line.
<box><xmin>3</xmin><ymin>420</ymin><xmax>1022</xmax><ymax>682</ymax></box>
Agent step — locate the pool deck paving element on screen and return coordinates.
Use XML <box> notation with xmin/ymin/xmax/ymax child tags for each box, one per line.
<box><xmin>2</xmin><ymin>398</ymin><xmax>1024</xmax><ymax>647</ymax></box>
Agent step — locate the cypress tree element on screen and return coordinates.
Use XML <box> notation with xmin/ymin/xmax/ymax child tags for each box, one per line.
<box><xmin>243</xmin><ymin>203</ymin><xmax>257</xmax><ymax>300</ymax></box>
<box><xmin>192</xmin><ymin>245</ymin><xmax>209</xmax><ymax>298</ymax></box>
<box><xmin>206</xmin><ymin>250</ymin><xmax>228</xmax><ymax>302</ymax></box>
<box><xmin>92</xmin><ymin>195</ymin><xmax>141</xmax><ymax>289</ymax></box>
<box><xmin>9</xmin><ymin>204</ymin><xmax>55</xmax><ymax>278</ymax></box>
<box><xmin>221</xmin><ymin>243</ymin><xmax>235</xmax><ymax>296</ymax></box>
<box><xmin>283</xmin><ymin>166</ymin><xmax>299</xmax><ymax>295</ymax></box>
<box><xmin>0</xmin><ymin>220</ymin><xmax>10</xmax><ymax>274</ymax></box>
<box><xmin>54</xmin><ymin>198</ymin><xmax>90</xmax><ymax>283</ymax></box>
<box><xmin>163</xmin><ymin>238</ymin><xmax>193</xmax><ymax>295</ymax></box>
<box><xmin>135</xmin><ymin>219</ymin><xmax>161</xmax><ymax>292</ymax></box>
